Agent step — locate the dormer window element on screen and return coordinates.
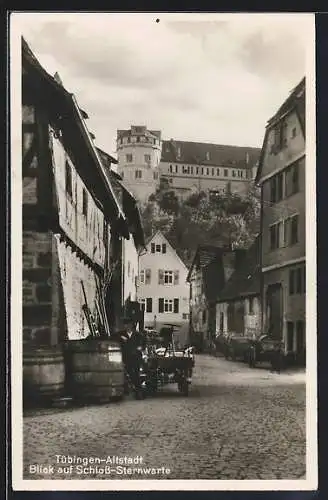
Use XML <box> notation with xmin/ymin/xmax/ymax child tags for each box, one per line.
<box><xmin>177</xmin><ymin>146</ymin><xmax>181</xmax><ymax>159</ymax></box>
<box><xmin>206</xmin><ymin>151</ymin><xmax>210</xmax><ymax>161</ymax></box>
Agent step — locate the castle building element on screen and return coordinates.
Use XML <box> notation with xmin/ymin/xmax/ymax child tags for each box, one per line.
<box><xmin>117</xmin><ymin>125</ymin><xmax>260</xmax><ymax>204</ymax></box>
<box><xmin>116</xmin><ymin>125</ymin><xmax>162</xmax><ymax>204</ymax></box>
<box><xmin>159</xmin><ymin>140</ymin><xmax>260</xmax><ymax>200</ymax></box>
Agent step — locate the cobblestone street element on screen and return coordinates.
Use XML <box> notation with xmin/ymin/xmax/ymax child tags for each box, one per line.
<box><xmin>23</xmin><ymin>355</ymin><xmax>306</xmax><ymax>480</ymax></box>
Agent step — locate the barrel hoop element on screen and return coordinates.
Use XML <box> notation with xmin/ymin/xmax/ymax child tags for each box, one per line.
<box><xmin>72</xmin><ymin>368</ymin><xmax>124</xmax><ymax>374</ymax></box>
<box><xmin>23</xmin><ymin>359</ymin><xmax>64</xmax><ymax>366</ymax></box>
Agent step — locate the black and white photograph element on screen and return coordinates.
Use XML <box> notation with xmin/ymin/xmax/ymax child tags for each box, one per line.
<box><xmin>10</xmin><ymin>12</ymin><xmax>317</xmax><ymax>491</ymax></box>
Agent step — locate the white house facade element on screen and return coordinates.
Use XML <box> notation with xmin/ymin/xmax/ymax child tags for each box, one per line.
<box><xmin>137</xmin><ymin>231</ymin><xmax>189</xmax><ymax>331</ymax></box>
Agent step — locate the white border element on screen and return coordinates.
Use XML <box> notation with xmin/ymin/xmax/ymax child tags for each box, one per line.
<box><xmin>11</xmin><ymin>12</ymin><xmax>317</xmax><ymax>491</ymax></box>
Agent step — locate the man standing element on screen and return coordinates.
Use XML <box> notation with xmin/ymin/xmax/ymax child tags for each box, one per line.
<box><xmin>119</xmin><ymin>318</ymin><xmax>145</xmax><ymax>399</ymax></box>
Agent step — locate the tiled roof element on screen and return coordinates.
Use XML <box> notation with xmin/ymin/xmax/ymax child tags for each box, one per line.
<box><xmin>217</xmin><ymin>236</ymin><xmax>261</xmax><ymax>302</ymax></box>
<box><xmin>255</xmin><ymin>77</ymin><xmax>305</xmax><ymax>184</ymax></box>
<box><xmin>117</xmin><ymin>127</ymin><xmax>161</xmax><ymax>140</ymax></box>
<box><xmin>187</xmin><ymin>244</ymin><xmax>231</xmax><ymax>282</ymax></box>
<box><xmin>267</xmin><ymin>77</ymin><xmax>305</xmax><ymax>130</ymax></box>
<box><xmin>96</xmin><ymin>147</ymin><xmax>118</xmax><ymax>165</ymax></box>
<box><xmin>161</xmin><ymin>140</ymin><xmax>260</xmax><ymax>170</ymax></box>
<box><xmin>22</xmin><ymin>37</ymin><xmax>126</xmax><ymax>226</ymax></box>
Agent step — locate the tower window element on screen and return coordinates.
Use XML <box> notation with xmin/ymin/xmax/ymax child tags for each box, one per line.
<box><xmin>126</xmin><ymin>154</ymin><xmax>133</xmax><ymax>163</ymax></box>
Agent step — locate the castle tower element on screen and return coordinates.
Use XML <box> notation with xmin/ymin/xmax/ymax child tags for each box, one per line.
<box><xmin>116</xmin><ymin>125</ymin><xmax>162</xmax><ymax>204</ymax></box>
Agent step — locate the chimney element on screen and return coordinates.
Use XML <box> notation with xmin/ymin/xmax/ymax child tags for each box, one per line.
<box><xmin>53</xmin><ymin>72</ymin><xmax>63</xmax><ymax>86</ymax></box>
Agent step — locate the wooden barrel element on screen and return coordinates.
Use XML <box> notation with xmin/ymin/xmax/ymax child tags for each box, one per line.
<box><xmin>23</xmin><ymin>346</ymin><xmax>65</xmax><ymax>404</ymax></box>
<box><xmin>67</xmin><ymin>339</ymin><xmax>124</xmax><ymax>403</ymax></box>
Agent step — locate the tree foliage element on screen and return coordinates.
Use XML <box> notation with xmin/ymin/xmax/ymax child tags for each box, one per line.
<box><xmin>140</xmin><ymin>185</ymin><xmax>260</xmax><ymax>267</ymax></box>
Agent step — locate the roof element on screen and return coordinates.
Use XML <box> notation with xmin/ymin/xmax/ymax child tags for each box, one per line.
<box><xmin>99</xmin><ymin>159</ymin><xmax>145</xmax><ymax>249</ymax></box>
<box><xmin>22</xmin><ymin>37</ymin><xmax>127</xmax><ymax>231</ymax></box>
<box><xmin>117</xmin><ymin>126</ymin><xmax>161</xmax><ymax>141</ymax></box>
<box><xmin>96</xmin><ymin>147</ymin><xmax>118</xmax><ymax>165</ymax></box>
<box><xmin>186</xmin><ymin>244</ymin><xmax>231</xmax><ymax>282</ymax></box>
<box><xmin>255</xmin><ymin>77</ymin><xmax>305</xmax><ymax>184</ymax></box>
<box><xmin>216</xmin><ymin>236</ymin><xmax>261</xmax><ymax>302</ymax></box>
<box><xmin>161</xmin><ymin>140</ymin><xmax>260</xmax><ymax>170</ymax></box>
<box><xmin>143</xmin><ymin>230</ymin><xmax>188</xmax><ymax>270</ymax></box>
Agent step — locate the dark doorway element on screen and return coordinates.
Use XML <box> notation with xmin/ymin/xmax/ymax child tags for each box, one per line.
<box><xmin>266</xmin><ymin>283</ymin><xmax>283</xmax><ymax>340</ymax></box>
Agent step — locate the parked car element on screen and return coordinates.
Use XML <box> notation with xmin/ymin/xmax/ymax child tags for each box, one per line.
<box><xmin>225</xmin><ymin>333</ymin><xmax>253</xmax><ymax>362</ymax></box>
<box><xmin>248</xmin><ymin>335</ymin><xmax>285</xmax><ymax>369</ymax></box>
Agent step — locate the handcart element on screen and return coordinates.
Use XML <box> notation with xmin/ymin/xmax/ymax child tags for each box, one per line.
<box><xmin>144</xmin><ymin>324</ymin><xmax>195</xmax><ymax>396</ymax></box>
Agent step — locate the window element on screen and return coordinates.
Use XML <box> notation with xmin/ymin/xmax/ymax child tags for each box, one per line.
<box><xmin>217</xmin><ymin>168</ymin><xmax>220</xmax><ymax>176</ymax></box>
<box><xmin>144</xmin><ymin>154</ymin><xmax>151</xmax><ymax>163</ymax></box>
<box><xmin>65</xmin><ymin>161</ymin><xmax>72</xmax><ymax>198</ymax></box>
<box><xmin>249</xmin><ymin>296</ymin><xmax>254</xmax><ymax>314</ymax></box>
<box><xmin>190</xmin><ymin>166</ymin><xmax>194</xmax><ymax>175</ymax></box>
<box><xmin>146</xmin><ymin>297</ymin><xmax>153</xmax><ymax>313</ymax></box>
<box><xmin>153</xmin><ymin>171</ymin><xmax>158</xmax><ymax>180</ymax></box>
<box><xmin>158</xmin><ymin>298</ymin><xmax>175</xmax><ymax>313</ymax></box>
<box><xmin>224</xmin><ymin>169</ymin><xmax>228</xmax><ymax>177</ymax></box>
<box><xmin>155</xmin><ymin>244</ymin><xmax>161</xmax><ymax>252</ymax></box>
<box><xmin>136</xmin><ymin>136</ymin><xmax>140</xmax><ymax>143</ymax></box>
<box><xmin>290</xmin><ymin>215</ymin><xmax>299</xmax><ymax>245</ymax></box>
<box><xmin>270</xmin><ymin>172</ymin><xmax>284</xmax><ymax>203</ymax></box>
<box><xmin>201</xmin><ymin>168</ymin><xmax>204</xmax><ymax>175</ymax></box>
<box><xmin>212</xmin><ymin>168</ymin><xmax>215</xmax><ymax>176</ymax></box>
<box><xmin>182</xmin><ymin>313</ymin><xmax>189</xmax><ymax>320</ymax></box>
<box><xmin>127</xmin><ymin>136</ymin><xmax>131</xmax><ymax>143</ymax></box>
<box><xmin>164</xmin><ymin>299</ymin><xmax>173</xmax><ymax>312</ymax></box>
<box><xmin>162</xmin><ymin>243</ymin><xmax>166</xmax><ymax>254</ymax></box>
<box><xmin>126</xmin><ymin>154</ymin><xmax>133</xmax><ymax>163</ymax></box>
<box><xmin>285</xmin><ymin>162</ymin><xmax>299</xmax><ymax>197</ymax></box>
<box><xmin>140</xmin><ymin>270</ymin><xmax>145</xmax><ymax>284</ymax></box>
<box><xmin>296</xmin><ymin>267</ymin><xmax>302</xmax><ymax>294</ymax></box>
<box><xmin>145</xmin><ymin>269</ymin><xmax>151</xmax><ymax>284</ymax></box>
<box><xmin>287</xmin><ymin>322</ymin><xmax>294</xmax><ymax>351</ymax></box>
<box><xmin>151</xmin><ymin>243</ymin><xmax>155</xmax><ymax>253</ymax></box>
<box><xmin>135</xmin><ymin>170</ymin><xmax>142</xmax><ymax>179</ymax></box>
<box><xmin>175</xmin><ymin>165</ymin><xmax>178</xmax><ymax>173</ymax></box>
<box><xmin>270</xmin><ymin>221</ymin><xmax>283</xmax><ymax>250</ymax></box>
<box><xmin>272</xmin><ymin>120</ymin><xmax>288</xmax><ymax>152</ymax></box>
<box><xmin>206</xmin><ymin>168</ymin><xmax>209</xmax><ymax>175</ymax></box>
<box><xmin>164</xmin><ymin>270</ymin><xmax>173</xmax><ymax>284</ymax></box>
<box><xmin>139</xmin><ymin>298</ymin><xmax>146</xmax><ymax>311</ymax></box>
<box><xmin>177</xmin><ymin>147</ymin><xmax>181</xmax><ymax>159</ymax></box>
<box><xmin>82</xmin><ymin>188</ymin><xmax>88</xmax><ymax>216</ymax></box>
<box><xmin>169</xmin><ymin>165</ymin><xmax>173</xmax><ymax>173</ymax></box>
<box><xmin>206</xmin><ymin>151</ymin><xmax>210</xmax><ymax>161</ymax></box>
<box><xmin>289</xmin><ymin>269</ymin><xmax>295</xmax><ymax>295</ymax></box>
<box><xmin>289</xmin><ymin>265</ymin><xmax>305</xmax><ymax>295</ymax></box>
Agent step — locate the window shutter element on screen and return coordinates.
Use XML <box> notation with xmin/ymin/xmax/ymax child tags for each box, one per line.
<box><xmin>146</xmin><ymin>298</ymin><xmax>153</xmax><ymax>313</ymax></box>
<box><xmin>145</xmin><ymin>269</ymin><xmax>151</xmax><ymax>284</ymax></box>
<box><xmin>174</xmin><ymin>298</ymin><xmax>179</xmax><ymax>314</ymax></box>
<box><xmin>162</xmin><ymin>243</ymin><xmax>167</xmax><ymax>254</ymax></box>
<box><xmin>158</xmin><ymin>298</ymin><xmax>164</xmax><ymax>313</ymax></box>
<box><xmin>151</xmin><ymin>243</ymin><xmax>155</xmax><ymax>253</ymax></box>
<box><xmin>174</xmin><ymin>270</ymin><xmax>179</xmax><ymax>285</ymax></box>
<box><xmin>158</xmin><ymin>269</ymin><xmax>164</xmax><ymax>285</ymax></box>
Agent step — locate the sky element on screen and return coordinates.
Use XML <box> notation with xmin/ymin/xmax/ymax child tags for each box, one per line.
<box><xmin>14</xmin><ymin>13</ymin><xmax>313</xmax><ymax>156</ymax></box>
